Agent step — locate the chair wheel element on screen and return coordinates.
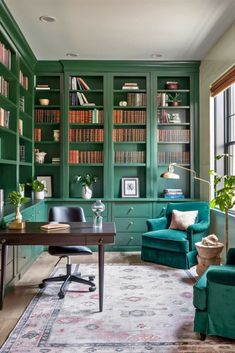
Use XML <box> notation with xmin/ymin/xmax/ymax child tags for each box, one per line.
<box><xmin>89</xmin><ymin>286</ymin><xmax>96</xmax><ymax>292</ymax></box>
<box><xmin>39</xmin><ymin>282</ymin><xmax>46</xmax><ymax>289</ymax></box>
<box><xmin>89</xmin><ymin>276</ymin><xmax>95</xmax><ymax>281</ymax></box>
<box><xmin>58</xmin><ymin>291</ymin><xmax>65</xmax><ymax>299</ymax></box>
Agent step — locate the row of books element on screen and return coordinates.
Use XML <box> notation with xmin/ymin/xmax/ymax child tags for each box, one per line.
<box><xmin>114</xmin><ymin>151</ymin><xmax>145</xmax><ymax>163</ymax></box>
<box><xmin>113</xmin><ymin>110</ymin><xmax>146</xmax><ymax>124</ymax></box>
<box><xmin>122</xmin><ymin>82</ymin><xmax>139</xmax><ymax>90</ymax></box>
<box><xmin>19</xmin><ymin>145</ymin><xmax>25</xmax><ymax>162</ymax></box>
<box><xmin>0</xmin><ymin>41</ymin><xmax>11</xmax><ymax>70</ymax></box>
<box><xmin>113</xmin><ymin>128</ymin><xmax>146</xmax><ymax>142</ymax></box>
<box><xmin>70</xmin><ymin>92</ymin><xmax>96</xmax><ymax>107</ymax></box>
<box><xmin>157</xmin><ymin>110</ymin><xmax>182</xmax><ymax>124</ymax></box>
<box><xmin>35</xmin><ymin>84</ymin><xmax>50</xmax><ymax>90</ymax></box>
<box><xmin>52</xmin><ymin>157</ymin><xmax>60</xmax><ymax>164</ymax></box>
<box><xmin>157</xmin><ymin>129</ymin><xmax>190</xmax><ymax>142</ymax></box>
<box><xmin>69</xmin><ymin>109</ymin><xmax>104</xmax><ymax>124</ymax></box>
<box><xmin>69</xmin><ymin>76</ymin><xmax>91</xmax><ymax>91</ymax></box>
<box><xmin>34</xmin><ymin>109</ymin><xmax>60</xmax><ymax>123</ymax></box>
<box><xmin>19</xmin><ymin>70</ymin><xmax>28</xmax><ymax>90</ymax></box>
<box><xmin>34</xmin><ymin>128</ymin><xmax>42</xmax><ymax>141</ymax></box>
<box><xmin>0</xmin><ymin>76</ymin><xmax>9</xmax><ymax>98</ymax></box>
<box><xmin>127</xmin><ymin>93</ymin><xmax>146</xmax><ymax>107</ymax></box>
<box><xmin>157</xmin><ymin>151</ymin><xmax>190</xmax><ymax>164</ymax></box>
<box><xmin>69</xmin><ymin>128</ymin><xmax>103</xmax><ymax>142</ymax></box>
<box><xmin>157</xmin><ymin>93</ymin><xmax>171</xmax><ymax>107</ymax></box>
<box><xmin>69</xmin><ymin>150</ymin><xmax>103</xmax><ymax>164</ymax></box>
<box><xmin>162</xmin><ymin>188</ymin><xmax>185</xmax><ymax>199</ymax></box>
<box><xmin>0</xmin><ymin>108</ymin><xmax>10</xmax><ymax>128</ymax></box>
<box><xmin>19</xmin><ymin>96</ymin><xmax>25</xmax><ymax>112</ymax></box>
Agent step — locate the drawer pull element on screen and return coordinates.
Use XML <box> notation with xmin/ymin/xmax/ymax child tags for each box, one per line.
<box><xmin>1</xmin><ymin>239</ymin><xmax>6</xmax><ymax>244</ymax></box>
<box><xmin>127</xmin><ymin>207</ymin><xmax>134</xmax><ymax>214</ymax></box>
<box><xmin>127</xmin><ymin>221</ymin><xmax>134</xmax><ymax>229</ymax></box>
<box><xmin>99</xmin><ymin>238</ymin><xmax>104</xmax><ymax>244</ymax></box>
<box><xmin>130</xmin><ymin>236</ymin><xmax>134</xmax><ymax>240</ymax></box>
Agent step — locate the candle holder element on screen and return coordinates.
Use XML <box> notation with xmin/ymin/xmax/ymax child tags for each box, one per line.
<box><xmin>92</xmin><ymin>200</ymin><xmax>105</xmax><ymax>228</ymax></box>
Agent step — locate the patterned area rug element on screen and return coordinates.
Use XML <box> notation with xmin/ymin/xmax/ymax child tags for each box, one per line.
<box><xmin>1</xmin><ymin>263</ymin><xmax>235</xmax><ymax>353</ymax></box>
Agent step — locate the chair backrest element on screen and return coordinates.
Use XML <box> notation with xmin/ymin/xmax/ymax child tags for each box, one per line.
<box><xmin>48</xmin><ymin>206</ymin><xmax>86</xmax><ymax>222</ymax></box>
<box><xmin>165</xmin><ymin>201</ymin><xmax>209</xmax><ymax>227</ymax></box>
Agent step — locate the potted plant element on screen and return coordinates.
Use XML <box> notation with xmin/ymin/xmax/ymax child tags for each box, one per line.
<box><xmin>73</xmin><ymin>174</ymin><xmax>98</xmax><ymax>199</ymax></box>
<box><xmin>27</xmin><ymin>179</ymin><xmax>45</xmax><ymax>200</ymax></box>
<box><xmin>8</xmin><ymin>191</ymin><xmax>29</xmax><ymax>229</ymax></box>
<box><xmin>210</xmin><ymin>154</ymin><xmax>235</xmax><ymax>252</ymax></box>
<box><xmin>168</xmin><ymin>93</ymin><xmax>181</xmax><ymax>106</ymax></box>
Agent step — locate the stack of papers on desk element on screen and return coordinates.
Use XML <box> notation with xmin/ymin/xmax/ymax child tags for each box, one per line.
<box><xmin>41</xmin><ymin>223</ymin><xmax>70</xmax><ymax>232</ymax></box>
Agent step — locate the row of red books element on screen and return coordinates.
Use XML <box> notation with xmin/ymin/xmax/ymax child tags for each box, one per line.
<box><xmin>114</xmin><ymin>151</ymin><xmax>145</xmax><ymax>163</ymax></box>
<box><xmin>113</xmin><ymin>128</ymin><xmax>146</xmax><ymax>142</ymax></box>
<box><xmin>69</xmin><ymin>109</ymin><xmax>104</xmax><ymax>124</ymax></box>
<box><xmin>34</xmin><ymin>109</ymin><xmax>60</xmax><ymax>123</ymax></box>
<box><xmin>0</xmin><ymin>76</ymin><xmax>9</xmax><ymax>98</ymax></box>
<box><xmin>0</xmin><ymin>42</ymin><xmax>11</xmax><ymax>70</ymax></box>
<box><xmin>127</xmin><ymin>93</ymin><xmax>146</xmax><ymax>107</ymax></box>
<box><xmin>157</xmin><ymin>151</ymin><xmax>190</xmax><ymax>164</ymax></box>
<box><xmin>157</xmin><ymin>129</ymin><xmax>190</xmax><ymax>142</ymax></box>
<box><xmin>34</xmin><ymin>128</ymin><xmax>42</xmax><ymax>141</ymax></box>
<box><xmin>69</xmin><ymin>150</ymin><xmax>103</xmax><ymax>164</ymax></box>
<box><xmin>69</xmin><ymin>128</ymin><xmax>104</xmax><ymax>142</ymax></box>
<box><xmin>19</xmin><ymin>70</ymin><xmax>28</xmax><ymax>90</ymax></box>
<box><xmin>0</xmin><ymin>108</ymin><xmax>10</xmax><ymax>128</ymax></box>
<box><xmin>113</xmin><ymin>109</ymin><xmax>146</xmax><ymax>124</ymax></box>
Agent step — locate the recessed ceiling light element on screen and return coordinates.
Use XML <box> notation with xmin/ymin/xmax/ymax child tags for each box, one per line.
<box><xmin>151</xmin><ymin>53</ymin><xmax>163</xmax><ymax>58</ymax></box>
<box><xmin>39</xmin><ymin>16</ymin><xmax>56</xmax><ymax>23</ymax></box>
<box><xmin>66</xmin><ymin>53</ymin><xmax>79</xmax><ymax>58</ymax></box>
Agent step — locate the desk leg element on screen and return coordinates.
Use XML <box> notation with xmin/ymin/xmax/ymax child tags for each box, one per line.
<box><xmin>0</xmin><ymin>244</ymin><xmax>8</xmax><ymax>310</ymax></box>
<box><xmin>98</xmin><ymin>244</ymin><xmax>104</xmax><ymax>312</ymax></box>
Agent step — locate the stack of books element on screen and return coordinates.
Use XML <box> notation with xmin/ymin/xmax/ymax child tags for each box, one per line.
<box><xmin>52</xmin><ymin>157</ymin><xmax>60</xmax><ymax>164</ymax></box>
<box><xmin>163</xmin><ymin>188</ymin><xmax>185</xmax><ymax>199</ymax></box>
<box><xmin>122</xmin><ymin>82</ymin><xmax>139</xmax><ymax>90</ymax></box>
<box><xmin>36</xmin><ymin>84</ymin><xmax>50</xmax><ymax>90</ymax></box>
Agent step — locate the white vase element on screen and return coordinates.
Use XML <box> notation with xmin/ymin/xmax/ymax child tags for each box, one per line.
<box><xmin>82</xmin><ymin>186</ymin><xmax>92</xmax><ymax>199</ymax></box>
<box><xmin>34</xmin><ymin>191</ymin><xmax>45</xmax><ymax>200</ymax></box>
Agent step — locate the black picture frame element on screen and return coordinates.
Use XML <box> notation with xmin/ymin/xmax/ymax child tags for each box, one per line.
<box><xmin>121</xmin><ymin>177</ymin><xmax>139</xmax><ymax>198</ymax></box>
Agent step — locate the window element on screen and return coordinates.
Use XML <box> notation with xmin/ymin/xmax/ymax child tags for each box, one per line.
<box><xmin>214</xmin><ymin>83</ymin><xmax>235</xmax><ymax>175</ymax></box>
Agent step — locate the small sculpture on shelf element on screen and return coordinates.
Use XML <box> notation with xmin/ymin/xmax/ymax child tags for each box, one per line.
<box><xmin>8</xmin><ymin>191</ymin><xmax>29</xmax><ymax>229</ymax></box>
<box><xmin>92</xmin><ymin>200</ymin><xmax>105</xmax><ymax>228</ymax></box>
<box><xmin>34</xmin><ymin>149</ymin><xmax>47</xmax><ymax>164</ymax></box>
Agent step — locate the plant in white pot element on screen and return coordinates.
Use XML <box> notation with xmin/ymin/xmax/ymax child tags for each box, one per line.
<box><xmin>8</xmin><ymin>191</ymin><xmax>29</xmax><ymax>229</ymax></box>
<box><xmin>28</xmin><ymin>180</ymin><xmax>45</xmax><ymax>200</ymax></box>
<box><xmin>73</xmin><ymin>174</ymin><xmax>98</xmax><ymax>199</ymax></box>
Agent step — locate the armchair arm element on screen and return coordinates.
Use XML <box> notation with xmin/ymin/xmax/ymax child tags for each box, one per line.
<box><xmin>207</xmin><ymin>268</ymin><xmax>235</xmax><ymax>286</ymax></box>
<box><xmin>226</xmin><ymin>248</ymin><xmax>235</xmax><ymax>265</ymax></box>
<box><xmin>146</xmin><ymin>217</ymin><xmax>167</xmax><ymax>231</ymax></box>
<box><xmin>187</xmin><ymin>221</ymin><xmax>209</xmax><ymax>234</ymax></box>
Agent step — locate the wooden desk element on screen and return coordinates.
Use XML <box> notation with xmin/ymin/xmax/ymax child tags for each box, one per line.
<box><xmin>0</xmin><ymin>222</ymin><xmax>116</xmax><ymax>312</ymax></box>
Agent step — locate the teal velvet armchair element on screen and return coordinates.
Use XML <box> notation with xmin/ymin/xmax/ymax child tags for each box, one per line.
<box><xmin>194</xmin><ymin>248</ymin><xmax>235</xmax><ymax>340</ymax></box>
<box><xmin>141</xmin><ymin>202</ymin><xmax>210</xmax><ymax>269</ymax></box>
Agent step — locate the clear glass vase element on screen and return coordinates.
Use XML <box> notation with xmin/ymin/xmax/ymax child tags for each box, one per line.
<box><xmin>92</xmin><ymin>200</ymin><xmax>105</xmax><ymax>228</ymax></box>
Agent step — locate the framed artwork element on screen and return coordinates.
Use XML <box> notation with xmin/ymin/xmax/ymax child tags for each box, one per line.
<box><xmin>121</xmin><ymin>177</ymin><xmax>139</xmax><ymax>198</ymax></box>
<box><xmin>37</xmin><ymin>176</ymin><xmax>52</xmax><ymax>198</ymax></box>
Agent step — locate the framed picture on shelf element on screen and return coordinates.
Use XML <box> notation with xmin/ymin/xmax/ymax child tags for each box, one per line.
<box><xmin>37</xmin><ymin>176</ymin><xmax>52</xmax><ymax>198</ymax></box>
<box><xmin>121</xmin><ymin>177</ymin><xmax>139</xmax><ymax>198</ymax></box>
<box><xmin>167</xmin><ymin>113</ymin><xmax>181</xmax><ymax>123</ymax></box>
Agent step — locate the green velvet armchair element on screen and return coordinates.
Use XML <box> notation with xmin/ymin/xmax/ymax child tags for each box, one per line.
<box><xmin>194</xmin><ymin>248</ymin><xmax>235</xmax><ymax>340</ymax></box>
<box><xmin>141</xmin><ymin>202</ymin><xmax>210</xmax><ymax>269</ymax></box>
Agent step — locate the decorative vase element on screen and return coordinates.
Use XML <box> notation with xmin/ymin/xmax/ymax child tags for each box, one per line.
<box><xmin>8</xmin><ymin>205</ymin><xmax>26</xmax><ymax>229</ymax></box>
<box><xmin>34</xmin><ymin>191</ymin><xmax>45</xmax><ymax>200</ymax></box>
<box><xmin>35</xmin><ymin>152</ymin><xmax>47</xmax><ymax>164</ymax></box>
<box><xmin>15</xmin><ymin>206</ymin><xmax>22</xmax><ymax>222</ymax></box>
<box><xmin>82</xmin><ymin>186</ymin><xmax>92</xmax><ymax>199</ymax></box>
<box><xmin>92</xmin><ymin>200</ymin><xmax>105</xmax><ymax>228</ymax></box>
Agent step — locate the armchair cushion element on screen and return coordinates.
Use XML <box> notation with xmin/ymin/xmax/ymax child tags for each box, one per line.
<box><xmin>142</xmin><ymin>229</ymin><xmax>188</xmax><ymax>253</ymax></box>
<box><xmin>187</xmin><ymin>220</ymin><xmax>210</xmax><ymax>234</ymax></box>
<box><xmin>146</xmin><ymin>217</ymin><xmax>167</xmax><ymax>231</ymax></box>
<box><xmin>169</xmin><ymin>210</ymin><xmax>198</xmax><ymax>231</ymax></box>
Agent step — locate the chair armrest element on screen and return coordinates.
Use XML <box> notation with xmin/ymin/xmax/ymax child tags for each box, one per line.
<box><xmin>187</xmin><ymin>221</ymin><xmax>209</xmax><ymax>234</ymax></box>
<box><xmin>226</xmin><ymin>248</ymin><xmax>235</xmax><ymax>265</ymax></box>
<box><xmin>146</xmin><ymin>217</ymin><xmax>167</xmax><ymax>231</ymax></box>
<box><xmin>207</xmin><ymin>268</ymin><xmax>235</xmax><ymax>286</ymax></box>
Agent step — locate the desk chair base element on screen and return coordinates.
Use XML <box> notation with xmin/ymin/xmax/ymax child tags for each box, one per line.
<box><xmin>39</xmin><ymin>262</ymin><xmax>96</xmax><ymax>299</ymax></box>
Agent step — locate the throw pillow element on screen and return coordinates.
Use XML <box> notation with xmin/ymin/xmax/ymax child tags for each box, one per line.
<box><xmin>169</xmin><ymin>209</ymin><xmax>198</xmax><ymax>231</ymax></box>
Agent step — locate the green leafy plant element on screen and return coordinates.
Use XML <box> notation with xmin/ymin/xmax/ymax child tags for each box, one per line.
<box><xmin>27</xmin><ymin>180</ymin><xmax>45</xmax><ymax>192</ymax></box>
<box><xmin>73</xmin><ymin>174</ymin><xmax>98</xmax><ymax>187</ymax></box>
<box><xmin>210</xmin><ymin>154</ymin><xmax>235</xmax><ymax>251</ymax></box>
<box><xmin>8</xmin><ymin>191</ymin><xmax>29</xmax><ymax>207</ymax></box>
<box><xmin>168</xmin><ymin>93</ymin><xmax>181</xmax><ymax>103</ymax></box>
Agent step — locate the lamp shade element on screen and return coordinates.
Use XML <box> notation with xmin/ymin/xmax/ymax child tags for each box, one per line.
<box><xmin>160</xmin><ymin>164</ymin><xmax>180</xmax><ymax>179</ymax></box>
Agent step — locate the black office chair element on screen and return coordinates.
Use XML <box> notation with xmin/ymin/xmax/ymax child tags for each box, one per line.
<box><xmin>39</xmin><ymin>206</ymin><xmax>96</xmax><ymax>298</ymax></box>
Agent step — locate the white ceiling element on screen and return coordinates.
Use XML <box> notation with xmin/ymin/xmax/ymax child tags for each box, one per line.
<box><xmin>4</xmin><ymin>0</ymin><xmax>235</xmax><ymax>61</ymax></box>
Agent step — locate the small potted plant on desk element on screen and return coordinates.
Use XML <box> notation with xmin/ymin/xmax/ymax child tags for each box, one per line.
<box><xmin>73</xmin><ymin>174</ymin><xmax>98</xmax><ymax>199</ymax></box>
<box><xmin>27</xmin><ymin>179</ymin><xmax>45</xmax><ymax>200</ymax></box>
<box><xmin>8</xmin><ymin>191</ymin><xmax>29</xmax><ymax>229</ymax></box>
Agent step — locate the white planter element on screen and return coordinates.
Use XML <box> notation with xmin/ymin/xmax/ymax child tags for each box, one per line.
<box><xmin>82</xmin><ymin>186</ymin><xmax>92</xmax><ymax>199</ymax></box>
<box><xmin>34</xmin><ymin>191</ymin><xmax>45</xmax><ymax>200</ymax></box>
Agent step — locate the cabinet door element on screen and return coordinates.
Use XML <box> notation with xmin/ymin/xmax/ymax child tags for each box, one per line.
<box><xmin>21</xmin><ymin>207</ymin><xmax>35</xmax><ymax>221</ymax></box>
<box><xmin>35</xmin><ymin>202</ymin><xmax>47</xmax><ymax>221</ymax></box>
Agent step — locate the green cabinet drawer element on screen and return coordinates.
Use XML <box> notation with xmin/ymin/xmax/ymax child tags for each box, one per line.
<box><xmin>114</xmin><ymin>233</ymin><xmax>142</xmax><ymax>246</ymax></box>
<box><xmin>112</xmin><ymin>202</ymin><xmax>152</xmax><ymax>218</ymax></box>
<box><xmin>22</xmin><ymin>207</ymin><xmax>35</xmax><ymax>222</ymax></box>
<box><xmin>115</xmin><ymin>218</ymin><xmax>148</xmax><ymax>232</ymax></box>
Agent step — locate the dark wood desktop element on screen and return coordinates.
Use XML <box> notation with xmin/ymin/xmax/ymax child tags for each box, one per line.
<box><xmin>0</xmin><ymin>222</ymin><xmax>116</xmax><ymax>312</ymax></box>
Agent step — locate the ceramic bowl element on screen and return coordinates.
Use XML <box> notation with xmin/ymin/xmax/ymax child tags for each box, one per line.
<box><xmin>39</xmin><ymin>98</ymin><xmax>49</xmax><ymax>106</ymax></box>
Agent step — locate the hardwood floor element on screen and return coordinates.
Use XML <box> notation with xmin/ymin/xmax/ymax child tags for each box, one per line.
<box><xmin>0</xmin><ymin>251</ymin><xmax>141</xmax><ymax>346</ymax></box>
